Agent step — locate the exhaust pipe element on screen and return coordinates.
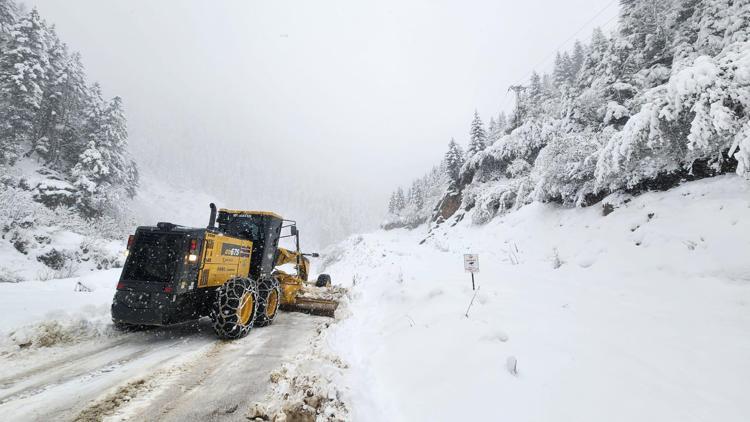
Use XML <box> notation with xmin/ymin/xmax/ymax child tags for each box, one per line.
<box><xmin>208</xmin><ymin>203</ymin><xmax>217</xmax><ymax>229</ymax></box>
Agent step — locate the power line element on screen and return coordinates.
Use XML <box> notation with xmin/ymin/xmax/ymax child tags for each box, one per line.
<box><xmin>523</xmin><ymin>0</ymin><xmax>619</xmax><ymax>80</ymax></box>
<box><xmin>501</xmin><ymin>0</ymin><xmax>621</xmax><ymax>109</ymax></box>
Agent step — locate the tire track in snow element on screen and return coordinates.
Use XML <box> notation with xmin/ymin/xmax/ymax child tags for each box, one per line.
<box><xmin>74</xmin><ymin>340</ymin><xmax>231</xmax><ymax>422</ymax></box>
<box><xmin>0</xmin><ymin>348</ymin><xmax>151</xmax><ymax>405</ymax></box>
<box><xmin>107</xmin><ymin>313</ymin><xmax>326</xmax><ymax>422</ymax></box>
<box><xmin>0</xmin><ymin>321</ymin><xmax>217</xmax><ymax>421</ymax></box>
<box><xmin>0</xmin><ymin>338</ymin><xmax>131</xmax><ymax>389</ymax></box>
<box><xmin>0</xmin><ymin>314</ymin><xmax>327</xmax><ymax>422</ymax></box>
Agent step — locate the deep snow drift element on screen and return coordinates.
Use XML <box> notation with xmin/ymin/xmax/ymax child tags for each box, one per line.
<box><xmin>323</xmin><ymin>175</ymin><xmax>750</xmax><ymax>422</ymax></box>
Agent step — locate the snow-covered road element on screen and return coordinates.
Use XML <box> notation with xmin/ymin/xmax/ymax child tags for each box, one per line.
<box><xmin>0</xmin><ymin>313</ymin><xmax>325</xmax><ymax>421</ymax></box>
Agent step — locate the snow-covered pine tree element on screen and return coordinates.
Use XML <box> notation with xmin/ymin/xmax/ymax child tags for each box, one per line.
<box><xmin>0</xmin><ymin>8</ymin><xmax>49</xmax><ymax>164</ymax></box>
<box><xmin>487</xmin><ymin>117</ymin><xmax>498</xmax><ymax>144</ymax></box>
<box><xmin>387</xmin><ymin>191</ymin><xmax>397</xmax><ymax>214</ymax></box>
<box><xmin>468</xmin><ymin>110</ymin><xmax>488</xmax><ymax>155</ymax></box>
<box><xmin>692</xmin><ymin>0</ymin><xmax>728</xmax><ymax>57</ymax></box>
<box><xmin>496</xmin><ymin>112</ymin><xmax>508</xmax><ymax>135</ymax></box>
<box><xmin>33</xmin><ymin>24</ymin><xmax>67</xmax><ymax>162</ymax></box>
<box><xmin>527</xmin><ymin>71</ymin><xmax>543</xmax><ymax>114</ymax></box>
<box><xmin>411</xmin><ymin>179</ymin><xmax>424</xmax><ymax>210</ymax></box>
<box><xmin>570</xmin><ymin>40</ymin><xmax>585</xmax><ymax>78</ymax></box>
<box><xmin>393</xmin><ymin>187</ymin><xmax>406</xmax><ymax>212</ymax></box>
<box><xmin>72</xmin><ymin>85</ymin><xmax>137</xmax><ymax>215</ymax></box>
<box><xmin>53</xmin><ymin>52</ymin><xmax>89</xmax><ymax>170</ymax></box>
<box><xmin>670</xmin><ymin>0</ymin><xmax>702</xmax><ymax>62</ymax></box>
<box><xmin>0</xmin><ymin>0</ymin><xmax>16</xmax><ymax>40</ymax></box>
<box><xmin>616</xmin><ymin>0</ymin><xmax>675</xmax><ymax>78</ymax></box>
<box><xmin>578</xmin><ymin>27</ymin><xmax>610</xmax><ymax>90</ymax></box>
<box><xmin>444</xmin><ymin>138</ymin><xmax>464</xmax><ymax>187</ymax></box>
<box><xmin>689</xmin><ymin>0</ymin><xmax>750</xmax><ymax>58</ymax></box>
<box><xmin>553</xmin><ymin>51</ymin><xmax>575</xmax><ymax>89</ymax></box>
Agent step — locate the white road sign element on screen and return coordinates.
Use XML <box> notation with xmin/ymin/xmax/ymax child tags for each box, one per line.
<box><xmin>464</xmin><ymin>254</ymin><xmax>479</xmax><ymax>273</ymax></box>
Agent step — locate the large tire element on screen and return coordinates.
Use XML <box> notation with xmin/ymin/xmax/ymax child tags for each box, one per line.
<box><xmin>316</xmin><ymin>274</ymin><xmax>332</xmax><ymax>287</ymax></box>
<box><xmin>254</xmin><ymin>277</ymin><xmax>281</xmax><ymax>327</ymax></box>
<box><xmin>210</xmin><ymin>277</ymin><xmax>259</xmax><ymax>339</ymax></box>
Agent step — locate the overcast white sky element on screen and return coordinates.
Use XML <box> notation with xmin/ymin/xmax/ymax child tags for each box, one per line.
<box><xmin>24</xmin><ymin>0</ymin><xmax>619</xmax><ymax>243</ymax></box>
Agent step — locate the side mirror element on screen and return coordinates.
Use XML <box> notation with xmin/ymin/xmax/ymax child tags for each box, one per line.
<box><xmin>311</xmin><ymin>253</ymin><xmax>319</xmax><ymax>258</ymax></box>
<box><xmin>290</xmin><ymin>226</ymin><xmax>298</xmax><ymax>236</ymax></box>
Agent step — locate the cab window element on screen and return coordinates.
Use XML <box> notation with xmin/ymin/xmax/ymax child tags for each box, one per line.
<box><xmin>225</xmin><ymin>218</ymin><xmax>261</xmax><ymax>242</ymax></box>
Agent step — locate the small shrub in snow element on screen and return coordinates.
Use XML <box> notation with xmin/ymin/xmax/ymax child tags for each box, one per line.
<box><xmin>551</xmin><ymin>248</ymin><xmax>564</xmax><ymax>269</ymax></box>
<box><xmin>468</xmin><ymin>177</ymin><xmax>531</xmax><ymax>225</ymax></box>
<box><xmin>531</xmin><ymin>131</ymin><xmax>602</xmax><ymax>205</ymax></box>
<box><xmin>9</xmin><ymin>229</ymin><xmax>32</xmax><ymax>254</ymax></box>
<box><xmin>603</xmin><ymin>101</ymin><xmax>630</xmax><ymax>126</ymax></box>
<box><xmin>0</xmin><ymin>266</ymin><xmax>22</xmax><ymax>283</ymax></box>
<box><xmin>32</xmin><ymin>178</ymin><xmax>77</xmax><ymax>208</ymax></box>
<box><xmin>78</xmin><ymin>239</ymin><xmax>122</xmax><ymax>270</ymax></box>
<box><xmin>506</xmin><ymin>158</ymin><xmax>532</xmax><ymax>178</ymax></box>
<box><xmin>36</xmin><ymin>248</ymin><xmax>68</xmax><ymax>270</ymax></box>
<box><xmin>37</xmin><ymin>259</ymin><xmax>80</xmax><ymax>280</ymax></box>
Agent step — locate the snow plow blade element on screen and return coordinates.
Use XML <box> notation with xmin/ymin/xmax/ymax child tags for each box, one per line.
<box><xmin>280</xmin><ymin>297</ymin><xmax>338</xmax><ymax>317</ymax></box>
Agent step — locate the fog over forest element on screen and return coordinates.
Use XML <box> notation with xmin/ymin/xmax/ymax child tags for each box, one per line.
<box><xmin>23</xmin><ymin>0</ymin><xmax>617</xmax><ymax>247</ymax></box>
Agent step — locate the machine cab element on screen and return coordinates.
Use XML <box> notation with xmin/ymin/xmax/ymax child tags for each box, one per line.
<box><xmin>214</xmin><ymin>209</ymin><xmax>283</xmax><ymax>281</ymax></box>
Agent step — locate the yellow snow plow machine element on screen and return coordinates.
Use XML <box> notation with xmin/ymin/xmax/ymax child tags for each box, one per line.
<box><xmin>111</xmin><ymin>204</ymin><xmax>338</xmax><ymax>339</ymax></box>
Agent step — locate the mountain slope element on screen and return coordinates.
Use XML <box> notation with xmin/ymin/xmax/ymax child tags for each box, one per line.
<box><xmin>323</xmin><ymin>175</ymin><xmax>750</xmax><ymax>422</ymax></box>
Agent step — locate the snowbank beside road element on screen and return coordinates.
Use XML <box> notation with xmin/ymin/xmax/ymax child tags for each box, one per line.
<box><xmin>0</xmin><ymin>269</ymin><xmax>119</xmax><ymax>353</ymax></box>
<box><xmin>324</xmin><ymin>175</ymin><xmax>750</xmax><ymax>422</ymax></box>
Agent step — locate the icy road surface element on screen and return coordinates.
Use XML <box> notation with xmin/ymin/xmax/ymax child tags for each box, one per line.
<box><xmin>0</xmin><ymin>313</ymin><xmax>325</xmax><ymax>421</ymax></box>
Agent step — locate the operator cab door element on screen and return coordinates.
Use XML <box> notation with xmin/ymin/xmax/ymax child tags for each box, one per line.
<box><xmin>216</xmin><ymin>212</ymin><xmax>282</xmax><ymax>281</ymax></box>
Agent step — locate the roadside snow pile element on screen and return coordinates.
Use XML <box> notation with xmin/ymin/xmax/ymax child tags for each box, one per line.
<box><xmin>0</xmin><ymin>269</ymin><xmax>120</xmax><ymax>354</ymax></box>
<box><xmin>249</xmin><ymin>301</ymin><xmax>351</xmax><ymax>421</ymax></box>
<box><xmin>325</xmin><ymin>175</ymin><xmax>750</xmax><ymax>422</ymax></box>
<box><xmin>4</xmin><ymin>306</ymin><xmax>114</xmax><ymax>352</ymax></box>
<box><xmin>296</xmin><ymin>285</ymin><xmax>349</xmax><ymax>302</ymax></box>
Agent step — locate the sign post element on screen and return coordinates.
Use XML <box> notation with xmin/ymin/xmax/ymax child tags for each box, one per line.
<box><xmin>463</xmin><ymin>254</ymin><xmax>479</xmax><ymax>290</ymax></box>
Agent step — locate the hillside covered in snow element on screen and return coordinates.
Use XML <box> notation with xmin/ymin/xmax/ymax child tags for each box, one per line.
<box><xmin>385</xmin><ymin>0</ymin><xmax>750</xmax><ymax>230</ymax></box>
<box><xmin>0</xmin><ymin>1</ymin><xmax>748</xmax><ymax>420</ymax></box>
<box><xmin>0</xmin><ymin>1</ymin><xmax>142</xmax><ymax>282</ymax></box>
<box><xmin>0</xmin><ymin>1</ymin><xmax>229</xmax><ymax>283</ymax></box>
<box><xmin>324</xmin><ymin>175</ymin><xmax>750</xmax><ymax>421</ymax></box>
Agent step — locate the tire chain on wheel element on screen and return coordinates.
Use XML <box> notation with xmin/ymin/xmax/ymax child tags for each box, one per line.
<box><xmin>210</xmin><ymin>277</ymin><xmax>259</xmax><ymax>339</ymax></box>
<box><xmin>255</xmin><ymin>277</ymin><xmax>281</xmax><ymax>327</ymax></box>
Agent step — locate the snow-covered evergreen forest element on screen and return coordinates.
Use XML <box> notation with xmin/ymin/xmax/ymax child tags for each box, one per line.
<box><xmin>0</xmin><ymin>1</ymin><xmax>138</xmax><ymax>281</ymax></box>
<box><xmin>385</xmin><ymin>0</ymin><xmax>750</xmax><ymax>228</ymax></box>
<box><xmin>0</xmin><ymin>2</ymin><xmax>137</xmax><ymax>215</ymax></box>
